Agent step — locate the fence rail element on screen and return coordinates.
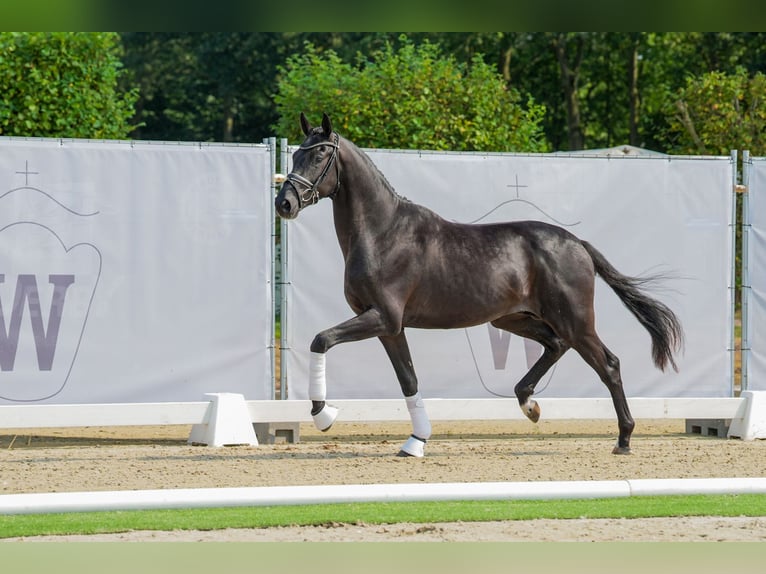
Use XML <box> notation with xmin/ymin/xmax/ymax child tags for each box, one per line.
<box><xmin>0</xmin><ymin>397</ymin><xmax>746</xmax><ymax>429</ymax></box>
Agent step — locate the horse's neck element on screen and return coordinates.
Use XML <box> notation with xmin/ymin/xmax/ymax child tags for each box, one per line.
<box><xmin>332</xmin><ymin>145</ymin><xmax>399</xmax><ymax>252</ymax></box>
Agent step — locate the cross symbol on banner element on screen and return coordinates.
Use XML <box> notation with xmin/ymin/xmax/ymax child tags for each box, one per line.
<box><xmin>16</xmin><ymin>160</ymin><xmax>39</xmax><ymax>186</ymax></box>
<box><xmin>507</xmin><ymin>174</ymin><xmax>528</xmax><ymax>198</ymax></box>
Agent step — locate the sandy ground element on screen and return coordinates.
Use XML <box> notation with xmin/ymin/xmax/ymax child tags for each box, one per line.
<box><xmin>2</xmin><ymin>419</ymin><xmax>766</xmax><ymax>541</ymax></box>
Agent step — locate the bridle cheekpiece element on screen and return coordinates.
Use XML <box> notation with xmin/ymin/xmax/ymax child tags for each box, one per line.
<box><xmin>286</xmin><ymin>131</ymin><xmax>341</xmax><ymax>209</ymax></box>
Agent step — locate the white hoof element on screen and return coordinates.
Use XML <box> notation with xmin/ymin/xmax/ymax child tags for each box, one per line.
<box><xmin>521</xmin><ymin>399</ymin><xmax>540</xmax><ymax>423</ymax></box>
<box><xmin>398</xmin><ymin>435</ymin><xmax>426</xmax><ymax>457</ymax></box>
<box><xmin>312</xmin><ymin>404</ymin><xmax>338</xmax><ymax>431</ymax></box>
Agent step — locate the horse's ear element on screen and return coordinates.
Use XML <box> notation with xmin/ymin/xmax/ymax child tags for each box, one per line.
<box><xmin>300</xmin><ymin>112</ymin><xmax>312</xmax><ymax>136</ymax></box>
<box><xmin>321</xmin><ymin>113</ymin><xmax>333</xmax><ymax>136</ymax></box>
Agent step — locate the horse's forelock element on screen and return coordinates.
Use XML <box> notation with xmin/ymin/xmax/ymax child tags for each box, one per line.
<box><xmin>301</xmin><ymin>127</ymin><xmax>332</xmax><ymax>146</ymax></box>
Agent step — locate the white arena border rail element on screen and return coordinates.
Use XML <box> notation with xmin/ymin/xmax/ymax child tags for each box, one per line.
<box><xmin>2</xmin><ymin>477</ymin><xmax>766</xmax><ymax>515</ymax></box>
<box><xmin>0</xmin><ymin>393</ymin><xmax>764</xmax><ymax>443</ymax></box>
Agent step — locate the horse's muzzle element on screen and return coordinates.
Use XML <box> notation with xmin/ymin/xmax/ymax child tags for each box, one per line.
<box><xmin>275</xmin><ymin>184</ymin><xmax>300</xmax><ymax>219</ymax></box>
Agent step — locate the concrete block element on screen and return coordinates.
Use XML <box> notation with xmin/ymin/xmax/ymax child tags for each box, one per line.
<box><xmin>685</xmin><ymin>418</ymin><xmax>729</xmax><ymax>438</ymax></box>
<box><xmin>253</xmin><ymin>421</ymin><xmax>301</xmax><ymax>444</ymax></box>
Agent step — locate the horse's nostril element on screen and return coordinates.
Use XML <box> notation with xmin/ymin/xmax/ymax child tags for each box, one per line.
<box><xmin>280</xmin><ymin>199</ymin><xmax>291</xmax><ymax>213</ymax></box>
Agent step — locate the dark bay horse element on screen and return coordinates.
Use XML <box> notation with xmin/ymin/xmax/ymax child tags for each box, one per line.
<box><xmin>275</xmin><ymin>113</ymin><xmax>683</xmax><ymax>457</ymax></box>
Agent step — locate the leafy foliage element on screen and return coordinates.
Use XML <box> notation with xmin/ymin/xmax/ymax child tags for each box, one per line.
<box><xmin>6</xmin><ymin>32</ymin><xmax>766</xmax><ymax>154</ymax></box>
<box><xmin>113</xmin><ymin>32</ymin><xmax>766</xmax><ymax>153</ymax></box>
<box><xmin>120</xmin><ymin>32</ymin><xmax>296</xmax><ymax>143</ymax></box>
<box><xmin>663</xmin><ymin>67</ymin><xmax>766</xmax><ymax>155</ymax></box>
<box><xmin>0</xmin><ymin>32</ymin><xmax>138</xmax><ymax>139</ymax></box>
<box><xmin>273</xmin><ymin>39</ymin><xmax>548</xmax><ymax>152</ymax></box>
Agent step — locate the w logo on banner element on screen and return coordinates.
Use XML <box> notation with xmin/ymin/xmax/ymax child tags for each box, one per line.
<box><xmin>463</xmin><ymin>324</ymin><xmax>548</xmax><ymax>398</ymax></box>
<box><xmin>0</xmin><ymin>274</ymin><xmax>75</xmax><ymax>371</ymax></box>
<box><xmin>0</xmin><ymin>159</ymin><xmax>102</xmax><ymax>402</ymax></box>
<box><xmin>486</xmin><ymin>324</ymin><xmax>544</xmax><ymax>372</ymax></box>
<box><xmin>0</xmin><ymin>223</ymin><xmax>100</xmax><ymax>402</ymax></box>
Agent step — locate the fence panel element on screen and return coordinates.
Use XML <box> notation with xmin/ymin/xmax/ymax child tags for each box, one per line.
<box><xmin>284</xmin><ymin>149</ymin><xmax>733</xmax><ymax>400</ymax></box>
<box><xmin>745</xmin><ymin>156</ymin><xmax>766</xmax><ymax>390</ymax></box>
<box><xmin>0</xmin><ymin>138</ymin><xmax>273</xmax><ymax>403</ymax></box>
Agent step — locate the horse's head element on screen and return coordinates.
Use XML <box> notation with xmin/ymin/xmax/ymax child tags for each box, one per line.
<box><xmin>275</xmin><ymin>112</ymin><xmax>340</xmax><ymax>219</ymax></box>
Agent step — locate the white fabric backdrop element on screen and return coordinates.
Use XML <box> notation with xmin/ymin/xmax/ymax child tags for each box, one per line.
<box><xmin>0</xmin><ymin>138</ymin><xmax>273</xmax><ymax>403</ymax></box>
<box><xmin>746</xmin><ymin>158</ymin><xmax>766</xmax><ymax>390</ymax></box>
<box><xmin>286</xmin><ymin>148</ymin><xmax>733</xmax><ymax>400</ymax></box>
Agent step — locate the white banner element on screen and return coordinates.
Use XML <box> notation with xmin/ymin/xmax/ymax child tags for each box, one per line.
<box><xmin>285</xmin><ymin>149</ymin><xmax>733</xmax><ymax>400</ymax></box>
<box><xmin>746</xmin><ymin>157</ymin><xmax>766</xmax><ymax>390</ymax></box>
<box><xmin>0</xmin><ymin>139</ymin><xmax>273</xmax><ymax>403</ymax></box>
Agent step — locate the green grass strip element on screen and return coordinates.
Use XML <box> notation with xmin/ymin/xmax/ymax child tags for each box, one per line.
<box><xmin>1</xmin><ymin>493</ymin><xmax>765</xmax><ymax>539</ymax></box>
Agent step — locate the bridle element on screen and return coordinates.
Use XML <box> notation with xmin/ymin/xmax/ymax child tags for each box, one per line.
<box><xmin>285</xmin><ymin>132</ymin><xmax>341</xmax><ymax>209</ymax></box>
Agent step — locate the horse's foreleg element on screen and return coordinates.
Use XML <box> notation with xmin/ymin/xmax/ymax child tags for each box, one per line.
<box><xmin>308</xmin><ymin>307</ymin><xmax>400</xmax><ymax>432</ymax></box>
<box><xmin>307</xmin><ymin>352</ymin><xmax>337</xmax><ymax>430</ymax></box>
<box><xmin>379</xmin><ymin>332</ymin><xmax>431</xmax><ymax>457</ymax></box>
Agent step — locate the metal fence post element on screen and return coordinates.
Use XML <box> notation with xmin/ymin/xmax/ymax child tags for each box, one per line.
<box><xmin>266</xmin><ymin>137</ymin><xmax>277</xmax><ymax>400</ymax></box>
<box><xmin>741</xmin><ymin>150</ymin><xmax>751</xmax><ymax>393</ymax></box>
<box><xmin>279</xmin><ymin>138</ymin><xmax>290</xmax><ymax>400</ymax></box>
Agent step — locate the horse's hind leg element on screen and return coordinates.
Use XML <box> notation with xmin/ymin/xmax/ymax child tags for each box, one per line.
<box><xmin>514</xmin><ymin>345</ymin><xmax>567</xmax><ymax>423</ymax></box>
<box><xmin>491</xmin><ymin>315</ymin><xmax>568</xmax><ymax>423</ymax></box>
<box><xmin>572</xmin><ymin>333</ymin><xmax>634</xmax><ymax>454</ymax></box>
<box><xmin>379</xmin><ymin>331</ymin><xmax>431</xmax><ymax>457</ymax></box>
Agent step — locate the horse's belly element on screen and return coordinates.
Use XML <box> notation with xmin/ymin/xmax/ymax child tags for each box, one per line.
<box><xmin>404</xmin><ymin>314</ymin><xmax>495</xmax><ymax>330</ymax></box>
<box><xmin>402</xmin><ymin>289</ymin><xmax>521</xmax><ymax>330</ymax></box>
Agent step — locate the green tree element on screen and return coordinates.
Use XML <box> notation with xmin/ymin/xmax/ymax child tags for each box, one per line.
<box><xmin>662</xmin><ymin>67</ymin><xmax>766</xmax><ymax>155</ymax></box>
<box><xmin>658</xmin><ymin>65</ymin><xmax>766</xmax><ymax>308</ymax></box>
<box><xmin>121</xmin><ymin>32</ymin><xmax>299</xmax><ymax>143</ymax></box>
<box><xmin>114</xmin><ymin>32</ymin><xmax>766</xmax><ymax>151</ymax></box>
<box><xmin>494</xmin><ymin>32</ymin><xmax>766</xmax><ymax>153</ymax></box>
<box><xmin>273</xmin><ymin>39</ymin><xmax>548</xmax><ymax>152</ymax></box>
<box><xmin>0</xmin><ymin>32</ymin><xmax>138</xmax><ymax>139</ymax></box>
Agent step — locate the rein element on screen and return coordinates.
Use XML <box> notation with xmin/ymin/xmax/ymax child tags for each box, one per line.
<box><xmin>286</xmin><ymin>132</ymin><xmax>341</xmax><ymax>208</ymax></box>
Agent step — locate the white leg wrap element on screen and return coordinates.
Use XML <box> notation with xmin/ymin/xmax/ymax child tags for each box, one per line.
<box><xmin>405</xmin><ymin>392</ymin><xmax>431</xmax><ymax>440</ymax></box>
<box><xmin>308</xmin><ymin>352</ymin><xmax>337</xmax><ymax>431</ymax></box>
<box><xmin>308</xmin><ymin>352</ymin><xmax>326</xmax><ymax>401</ymax></box>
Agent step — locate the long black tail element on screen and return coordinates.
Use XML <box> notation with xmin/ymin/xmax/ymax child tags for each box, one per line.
<box><xmin>582</xmin><ymin>241</ymin><xmax>684</xmax><ymax>372</ymax></box>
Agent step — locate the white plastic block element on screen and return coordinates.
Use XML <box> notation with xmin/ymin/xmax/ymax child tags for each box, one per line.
<box><xmin>727</xmin><ymin>391</ymin><xmax>766</xmax><ymax>440</ymax></box>
<box><xmin>188</xmin><ymin>393</ymin><xmax>258</xmax><ymax>447</ymax></box>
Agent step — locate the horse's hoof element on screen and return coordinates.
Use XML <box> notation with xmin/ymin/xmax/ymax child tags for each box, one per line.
<box><xmin>611</xmin><ymin>445</ymin><xmax>632</xmax><ymax>455</ymax></box>
<box><xmin>522</xmin><ymin>400</ymin><xmax>540</xmax><ymax>423</ymax></box>
<box><xmin>312</xmin><ymin>404</ymin><xmax>338</xmax><ymax>432</ymax></box>
<box><xmin>397</xmin><ymin>435</ymin><xmax>426</xmax><ymax>457</ymax></box>
<box><xmin>396</xmin><ymin>450</ymin><xmax>414</xmax><ymax>457</ymax></box>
